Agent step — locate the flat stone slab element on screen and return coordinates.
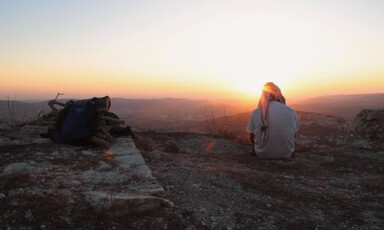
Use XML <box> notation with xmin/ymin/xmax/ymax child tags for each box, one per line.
<box><xmin>84</xmin><ymin>137</ymin><xmax>166</xmax><ymax>215</ymax></box>
<box><xmin>107</xmin><ymin>137</ymin><xmax>165</xmax><ymax>194</ymax></box>
<box><xmin>85</xmin><ymin>191</ymin><xmax>173</xmax><ymax>216</ymax></box>
<box><xmin>0</xmin><ymin>132</ymin><xmax>166</xmax><ymax>217</ymax></box>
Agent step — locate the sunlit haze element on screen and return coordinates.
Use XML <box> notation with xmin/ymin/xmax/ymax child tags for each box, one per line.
<box><xmin>1</xmin><ymin>0</ymin><xmax>383</xmax><ymax>103</ymax></box>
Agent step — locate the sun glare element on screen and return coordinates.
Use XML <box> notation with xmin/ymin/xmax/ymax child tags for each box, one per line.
<box><xmin>234</xmin><ymin>73</ymin><xmax>288</xmax><ymax>96</ymax></box>
<box><xmin>235</xmin><ymin>77</ymin><xmax>264</xmax><ymax>95</ymax></box>
<box><xmin>188</xmin><ymin>8</ymin><xmax>314</xmax><ymax>98</ymax></box>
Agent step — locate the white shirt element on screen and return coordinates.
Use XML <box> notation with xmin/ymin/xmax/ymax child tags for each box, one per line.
<box><xmin>247</xmin><ymin>102</ymin><xmax>299</xmax><ymax>159</ymax></box>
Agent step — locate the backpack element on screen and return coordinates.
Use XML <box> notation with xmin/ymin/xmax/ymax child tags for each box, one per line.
<box><xmin>52</xmin><ymin>102</ymin><xmax>98</xmax><ymax>144</ymax></box>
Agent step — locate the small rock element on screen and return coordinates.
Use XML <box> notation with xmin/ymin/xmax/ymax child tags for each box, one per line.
<box><xmin>0</xmin><ymin>123</ymin><xmax>11</xmax><ymax>130</ymax></box>
<box><xmin>283</xmin><ymin>175</ymin><xmax>294</xmax><ymax>179</ymax></box>
<box><xmin>185</xmin><ymin>224</ymin><xmax>197</xmax><ymax>230</ymax></box>
<box><xmin>266</xmin><ymin>203</ymin><xmax>272</xmax><ymax>208</ymax></box>
<box><xmin>162</xmin><ymin>142</ymin><xmax>180</xmax><ymax>153</ymax></box>
<box><xmin>25</xmin><ymin>209</ymin><xmax>33</xmax><ymax>221</ymax></box>
<box><xmin>20</xmin><ymin>125</ymin><xmax>48</xmax><ymax>136</ymax></box>
<box><xmin>0</xmin><ymin>193</ymin><xmax>6</xmax><ymax>199</ymax></box>
<box><xmin>82</xmin><ymin>150</ymin><xmax>95</xmax><ymax>156</ymax></box>
<box><xmin>60</xmin><ymin>189</ymin><xmax>73</xmax><ymax>198</ymax></box>
<box><xmin>3</xmin><ymin>163</ymin><xmax>35</xmax><ymax>173</ymax></box>
<box><xmin>366</xmin><ymin>112</ymin><xmax>378</xmax><ymax>121</ymax></box>
<box><xmin>155</xmin><ymin>217</ymin><xmax>164</xmax><ymax>223</ymax></box>
<box><xmin>353</xmin><ymin>140</ymin><xmax>372</xmax><ymax>150</ymax></box>
<box><xmin>149</xmin><ymin>150</ymin><xmax>172</xmax><ymax>161</ymax></box>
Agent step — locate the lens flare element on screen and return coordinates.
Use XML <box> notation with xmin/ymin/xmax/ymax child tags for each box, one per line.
<box><xmin>206</xmin><ymin>140</ymin><xmax>216</xmax><ymax>151</ymax></box>
<box><xmin>104</xmin><ymin>150</ymin><xmax>114</xmax><ymax>162</ymax></box>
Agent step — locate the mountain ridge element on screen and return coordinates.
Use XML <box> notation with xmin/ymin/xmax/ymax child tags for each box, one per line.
<box><xmin>1</xmin><ymin>93</ymin><xmax>383</xmax><ymax>123</ymax></box>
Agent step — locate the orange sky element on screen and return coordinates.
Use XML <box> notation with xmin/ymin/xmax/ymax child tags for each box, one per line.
<box><xmin>1</xmin><ymin>0</ymin><xmax>383</xmax><ymax>102</ymax></box>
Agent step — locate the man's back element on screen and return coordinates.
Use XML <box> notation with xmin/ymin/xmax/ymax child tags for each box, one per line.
<box><xmin>247</xmin><ymin>101</ymin><xmax>298</xmax><ymax>159</ymax></box>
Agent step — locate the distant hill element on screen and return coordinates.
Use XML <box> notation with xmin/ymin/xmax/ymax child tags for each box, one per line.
<box><xmin>0</xmin><ymin>99</ymin><xmax>67</xmax><ymax>123</ymax></box>
<box><xmin>181</xmin><ymin>110</ymin><xmax>347</xmax><ymax>143</ymax></box>
<box><xmin>0</xmin><ymin>100</ymin><xmax>49</xmax><ymax>123</ymax></box>
<box><xmin>110</xmin><ymin>98</ymin><xmax>252</xmax><ymax>130</ymax></box>
<box><xmin>1</xmin><ymin>93</ymin><xmax>383</xmax><ymax>126</ymax></box>
<box><xmin>290</xmin><ymin>93</ymin><xmax>384</xmax><ymax>119</ymax></box>
<box><xmin>0</xmin><ymin>98</ymin><xmax>251</xmax><ymax>125</ymax></box>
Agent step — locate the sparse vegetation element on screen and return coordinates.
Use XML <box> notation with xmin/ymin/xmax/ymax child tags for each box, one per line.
<box><xmin>0</xmin><ymin>95</ymin><xmax>30</xmax><ymax>126</ymax></box>
<box><xmin>204</xmin><ymin>110</ymin><xmax>242</xmax><ymax>142</ymax></box>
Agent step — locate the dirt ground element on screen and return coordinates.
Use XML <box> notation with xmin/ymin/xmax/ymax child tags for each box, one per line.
<box><xmin>133</xmin><ymin>131</ymin><xmax>384</xmax><ymax>230</ymax></box>
<box><xmin>0</xmin><ymin>128</ymin><xmax>383</xmax><ymax>229</ymax></box>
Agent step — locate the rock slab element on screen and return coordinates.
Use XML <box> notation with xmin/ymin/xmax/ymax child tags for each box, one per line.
<box><xmin>349</xmin><ymin>109</ymin><xmax>384</xmax><ymax>141</ymax></box>
<box><xmin>85</xmin><ymin>137</ymin><xmax>166</xmax><ymax>215</ymax></box>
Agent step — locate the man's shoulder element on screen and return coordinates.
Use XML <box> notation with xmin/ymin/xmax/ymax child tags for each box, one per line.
<box><xmin>285</xmin><ymin>105</ymin><xmax>296</xmax><ymax>113</ymax></box>
<box><xmin>251</xmin><ymin>108</ymin><xmax>260</xmax><ymax>113</ymax></box>
<box><xmin>250</xmin><ymin>108</ymin><xmax>260</xmax><ymax>118</ymax></box>
<box><xmin>271</xmin><ymin>102</ymin><xmax>297</xmax><ymax>114</ymax></box>
<box><xmin>285</xmin><ymin>105</ymin><xmax>298</xmax><ymax>119</ymax></box>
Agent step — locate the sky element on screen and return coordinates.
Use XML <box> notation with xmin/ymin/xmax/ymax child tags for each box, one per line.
<box><xmin>0</xmin><ymin>0</ymin><xmax>383</xmax><ymax>102</ymax></box>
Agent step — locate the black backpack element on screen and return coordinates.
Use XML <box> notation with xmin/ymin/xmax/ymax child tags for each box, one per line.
<box><xmin>52</xmin><ymin>101</ymin><xmax>98</xmax><ymax>144</ymax></box>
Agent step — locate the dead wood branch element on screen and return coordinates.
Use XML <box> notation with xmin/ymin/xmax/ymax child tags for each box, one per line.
<box><xmin>90</xmin><ymin>136</ymin><xmax>111</xmax><ymax>148</ymax></box>
<box><xmin>7</xmin><ymin>95</ymin><xmax>16</xmax><ymax>124</ymax></box>
<box><xmin>101</xmin><ymin>115</ymin><xmax>125</xmax><ymax>124</ymax></box>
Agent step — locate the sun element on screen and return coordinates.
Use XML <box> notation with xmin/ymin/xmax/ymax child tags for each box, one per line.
<box><xmin>232</xmin><ymin>70</ymin><xmax>288</xmax><ymax>96</ymax></box>
<box><xmin>235</xmin><ymin>77</ymin><xmax>264</xmax><ymax>96</ymax></box>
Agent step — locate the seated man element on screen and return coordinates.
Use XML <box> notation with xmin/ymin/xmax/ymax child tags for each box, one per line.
<box><xmin>247</xmin><ymin>82</ymin><xmax>299</xmax><ymax>159</ymax></box>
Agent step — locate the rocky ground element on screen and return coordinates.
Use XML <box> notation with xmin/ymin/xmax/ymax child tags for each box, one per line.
<box><xmin>134</xmin><ymin>131</ymin><xmax>384</xmax><ymax>230</ymax></box>
<box><xmin>0</xmin><ymin>126</ymin><xmax>384</xmax><ymax>229</ymax></box>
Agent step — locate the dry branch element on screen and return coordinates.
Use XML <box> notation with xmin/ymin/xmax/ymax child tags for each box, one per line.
<box><xmin>101</xmin><ymin>115</ymin><xmax>125</xmax><ymax>124</ymax></box>
<box><xmin>90</xmin><ymin>136</ymin><xmax>111</xmax><ymax>148</ymax></box>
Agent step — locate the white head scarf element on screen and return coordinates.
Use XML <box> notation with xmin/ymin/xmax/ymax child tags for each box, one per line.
<box><xmin>258</xmin><ymin>82</ymin><xmax>286</xmax><ymax>142</ymax></box>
